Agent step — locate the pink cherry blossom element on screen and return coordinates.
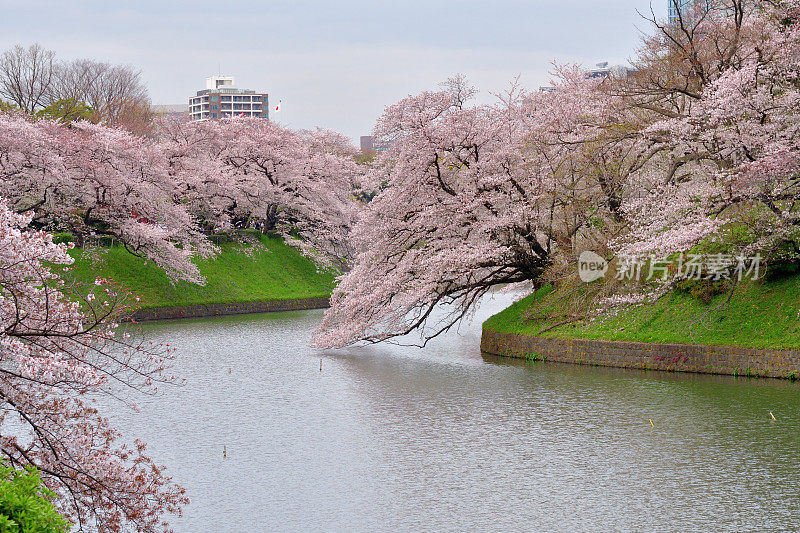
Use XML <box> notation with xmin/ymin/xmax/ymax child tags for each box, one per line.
<box><xmin>0</xmin><ymin>197</ymin><xmax>186</xmax><ymax>531</ymax></box>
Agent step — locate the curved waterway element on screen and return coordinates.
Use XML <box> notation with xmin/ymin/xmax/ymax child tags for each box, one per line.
<box><xmin>108</xmin><ymin>292</ymin><xmax>800</xmax><ymax>532</ymax></box>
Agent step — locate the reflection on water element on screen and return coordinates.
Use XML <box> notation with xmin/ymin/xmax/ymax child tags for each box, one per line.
<box><xmin>105</xmin><ymin>292</ymin><xmax>800</xmax><ymax>532</ymax></box>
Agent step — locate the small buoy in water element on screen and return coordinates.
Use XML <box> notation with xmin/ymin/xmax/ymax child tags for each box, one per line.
<box><xmin>223</xmin><ymin>445</ymin><xmax>227</xmax><ymax>458</ymax></box>
<box><xmin>649</xmin><ymin>419</ymin><xmax>654</xmax><ymax>428</ymax></box>
<box><xmin>770</xmin><ymin>411</ymin><xmax>776</xmax><ymax>420</ymax></box>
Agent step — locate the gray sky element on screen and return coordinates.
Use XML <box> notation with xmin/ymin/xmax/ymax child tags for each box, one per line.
<box><xmin>1</xmin><ymin>0</ymin><xmax>666</xmax><ymax>141</ymax></box>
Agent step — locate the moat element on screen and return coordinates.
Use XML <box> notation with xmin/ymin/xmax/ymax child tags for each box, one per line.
<box><xmin>107</xmin><ymin>292</ymin><xmax>800</xmax><ymax>531</ymax></box>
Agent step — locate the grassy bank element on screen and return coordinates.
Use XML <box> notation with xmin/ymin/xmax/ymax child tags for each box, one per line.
<box><xmin>484</xmin><ymin>274</ymin><xmax>800</xmax><ymax>350</ymax></box>
<box><xmin>64</xmin><ymin>234</ymin><xmax>336</xmax><ymax>310</ymax></box>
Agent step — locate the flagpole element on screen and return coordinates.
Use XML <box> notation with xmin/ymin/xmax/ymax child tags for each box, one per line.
<box><xmin>273</xmin><ymin>99</ymin><xmax>283</xmax><ymax>126</ymax></box>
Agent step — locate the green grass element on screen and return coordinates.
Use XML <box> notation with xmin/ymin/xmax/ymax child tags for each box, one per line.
<box><xmin>484</xmin><ymin>274</ymin><xmax>800</xmax><ymax>349</ymax></box>
<box><xmin>63</xmin><ymin>234</ymin><xmax>336</xmax><ymax>309</ymax></box>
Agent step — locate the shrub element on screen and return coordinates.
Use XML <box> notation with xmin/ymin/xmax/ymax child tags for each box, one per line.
<box><xmin>0</xmin><ymin>462</ymin><xmax>70</xmax><ymax>533</ymax></box>
<box><xmin>50</xmin><ymin>233</ymin><xmax>74</xmax><ymax>245</ymax></box>
<box><xmin>675</xmin><ymin>279</ymin><xmax>731</xmax><ymax>305</ymax></box>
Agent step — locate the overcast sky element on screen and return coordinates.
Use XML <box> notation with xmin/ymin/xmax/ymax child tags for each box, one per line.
<box><xmin>1</xmin><ymin>0</ymin><xmax>667</xmax><ymax>141</ymax></box>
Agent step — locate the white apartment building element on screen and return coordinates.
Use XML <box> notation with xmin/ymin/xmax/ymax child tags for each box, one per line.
<box><xmin>188</xmin><ymin>76</ymin><xmax>269</xmax><ymax>121</ymax></box>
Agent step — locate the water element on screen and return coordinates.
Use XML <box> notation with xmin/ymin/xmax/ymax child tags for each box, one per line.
<box><xmin>107</xmin><ymin>292</ymin><xmax>800</xmax><ymax>532</ymax></box>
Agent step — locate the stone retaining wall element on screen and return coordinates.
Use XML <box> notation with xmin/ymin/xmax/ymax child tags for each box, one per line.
<box><xmin>131</xmin><ymin>297</ymin><xmax>330</xmax><ymax>322</ymax></box>
<box><xmin>481</xmin><ymin>328</ymin><xmax>800</xmax><ymax>379</ymax></box>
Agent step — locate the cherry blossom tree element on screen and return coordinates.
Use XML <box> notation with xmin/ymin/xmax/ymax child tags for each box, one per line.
<box><xmin>0</xmin><ymin>114</ymin><xmax>215</xmax><ymax>283</ymax></box>
<box><xmin>0</xmin><ymin>197</ymin><xmax>186</xmax><ymax>531</ymax></box>
<box><xmin>160</xmin><ymin>117</ymin><xmax>363</xmax><ymax>270</ymax></box>
<box><xmin>314</xmin><ymin>73</ymin><xmax>628</xmax><ymax>347</ymax></box>
<box><xmin>614</xmin><ymin>0</ymin><xmax>800</xmax><ymax>261</ymax></box>
<box><xmin>315</xmin><ymin>1</ymin><xmax>800</xmax><ymax>347</ymax></box>
<box><xmin>0</xmin><ymin>111</ymin><xmax>364</xmax><ymax>282</ymax></box>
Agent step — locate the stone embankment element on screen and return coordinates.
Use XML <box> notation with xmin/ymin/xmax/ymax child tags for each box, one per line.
<box><xmin>131</xmin><ymin>298</ymin><xmax>330</xmax><ymax>322</ymax></box>
<box><xmin>481</xmin><ymin>329</ymin><xmax>800</xmax><ymax>379</ymax></box>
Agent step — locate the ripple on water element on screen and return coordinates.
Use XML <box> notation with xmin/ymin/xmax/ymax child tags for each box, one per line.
<box><xmin>103</xmin><ymin>294</ymin><xmax>800</xmax><ymax>532</ymax></box>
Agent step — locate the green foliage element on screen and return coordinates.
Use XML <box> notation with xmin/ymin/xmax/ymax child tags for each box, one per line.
<box><xmin>50</xmin><ymin>233</ymin><xmax>74</xmax><ymax>245</ymax></box>
<box><xmin>0</xmin><ymin>100</ymin><xmax>18</xmax><ymax>113</ymax></box>
<box><xmin>764</xmin><ymin>240</ymin><xmax>800</xmax><ymax>280</ymax></box>
<box><xmin>0</xmin><ymin>463</ymin><xmax>69</xmax><ymax>533</ymax></box>
<box><xmin>34</xmin><ymin>98</ymin><xmax>95</xmax><ymax>125</ymax></box>
<box><xmin>695</xmin><ymin>223</ymin><xmax>755</xmax><ymax>256</ymax></box>
<box><xmin>484</xmin><ymin>273</ymin><xmax>800</xmax><ymax>349</ymax></box>
<box><xmin>525</xmin><ymin>351</ymin><xmax>547</xmax><ymax>362</ymax></box>
<box><xmin>354</xmin><ymin>150</ymin><xmax>376</xmax><ymax>165</ymax></box>
<box><xmin>62</xmin><ymin>233</ymin><xmax>336</xmax><ymax>309</ymax></box>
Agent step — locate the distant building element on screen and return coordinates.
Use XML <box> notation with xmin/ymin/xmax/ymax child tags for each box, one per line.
<box><xmin>360</xmin><ymin>135</ymin><xmax>390</xmax><ymax>152</ymax></box>
<box><xmin>188</xmin><ymin>76</ymin><xmax>269</xmax><ymax>121</ymax></box>
<box><xmin>586</xmin><ymin>62</ymin><xmax>632</xmax><ymax>80</ymax></box>
<box><xmin>360</xmin><ymin>136</ymin><xmax>375</xmax><ymax>151</ymax></box>
<box><xmin>537</xmin><ymin>62</ymin><xmax>631</xmax><ymax>95</ymax></box>
<box><xmin>668</xmin><ymin>0</ymin><xmax>708</xmax><ymax>22</ymax></box>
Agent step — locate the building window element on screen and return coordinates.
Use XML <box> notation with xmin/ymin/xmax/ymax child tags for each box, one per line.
<box><xmin>211</xmin><ymin>105</ymin><xmax>219</xmax><ymax>110</ymax></box>
<box><xmin>262</xmin><ymin>113</ymin><xmax>268</xmax><ymax>118</ymax></box>
<box><xmin>210</xmin><ymin>95</ymin><xmax>219</xmax><ymax>102</ymax></box>
<box><xmin>211</xmin><ymin>113</ymin><xmax>218</xmax><ymax>118</ymax></box>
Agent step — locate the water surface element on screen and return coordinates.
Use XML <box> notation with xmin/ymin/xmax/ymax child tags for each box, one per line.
<box><xmin>108</xmin><ymin>293</ymin><xmax>800</xmax><ymax>532</ymax></box>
